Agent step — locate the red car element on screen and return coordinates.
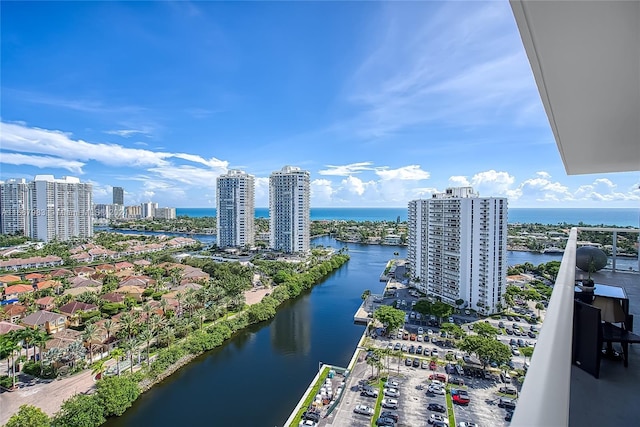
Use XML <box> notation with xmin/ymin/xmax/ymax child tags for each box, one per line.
<box><xmin>451</xmin><ymin>389</ymin><xmax>470</xmax><ymax>405</ymax></box>
<box><xmin>429</xmin><ymin>373</ymin><xmax>446</xmax><ymax>382</ymax></box>
<box><xmin>429</xmin><ymin>361</ymin><xmax>437</xmax><ymax>370</ymax></box>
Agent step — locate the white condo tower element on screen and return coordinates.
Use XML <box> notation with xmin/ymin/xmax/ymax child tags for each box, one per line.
<box><xmin>408</xmin><ymin>187</ymin><xmax>507</xmax><ymax>314</ymax></box>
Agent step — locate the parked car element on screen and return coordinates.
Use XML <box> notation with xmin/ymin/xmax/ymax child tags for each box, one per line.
<box><xmin>451</xmin><ymin>389</ymin><xmax>470</xmax><ymax>405</ymax></box>
<box><xmin>512</xmin><ymin>348</ymin><xmax>520</xmax><ymax>356</ymax></box>
<box><xmin>360</xmin><ymin>387</ymin><xmax>379</xmax><ymax>398</ymax></box>
<box><xmin>431</xmin><ymin>348</ymin><xmax>439</xmax><ymax>356</ymax></box>
<box><xmin>412</xmin><ymin>358</ymin><xmax>420</xmax><ymax>367</ymax></box>
<box><xmin>299</xmin><ymin>420</ymin><xmax>317</xmax><ymax>427</ymax></box>
<box><xmin>499</xmin><ymin>386</ymin><xmax>518</xmax><ymax>395</ymax></box>
<box><xmin>505</xmin><ymin>328</ymin><xmax>513</xmax><ymax>335</ymax></box>
<box><xmin>409</xmin><ymin>345</ymin><xmax>416</xmax><ymax>354</ymax></box>
<box><xmin>354</xmin><ymin>404</ymin><xmax>374</xmax><ymax>416</ymax></box>
<box><xmin>376</xmin><ymin>417</ymin><xmax>396</xmax><ymax>426</ymax></box>
<box><xmin>498</xmin><ymin>321</ymin><xmax>505</xmax><ymax>328</ymax></box>
<box><xmin>505</xmin><ymin>410</ymin><xmax>514</xmax><ymax>421</ymax></box>
<box><xmin>498</xmin><ymin>397</ymin><xmax>517</xmax><ymax>410</ymax></box>
<box><xmin>405</xmin><ymin>358</ymin><xmax>412</xmax><ymax>366</ymax></box>
<box><xmin>429</xmin><ymin>360</ymin><xmax>437</xmax><ymax>370</ymax></box>
<box><xmin>401</xmin><ymin>344</ymin><xmax>409</xmax><ymax>352</ymax></box>
<box><xmin>403</xmin><ymin>332</ymin><xmax>409</xmax><ymax>340</ymax></box>
<box><xmin>429</xmin><ymin>373</ymin><xmax>447</xmax><ymax>381</ymax></box>
<box><xmin>528</xmin><ymin>331</ymin><xmax>537</xmax><ymax>338</ymax></box>
<box><xmin>427</xmin><ymin>384</ymin><xmax>445</xmax><ymax>395</ymax></box>
<box><xmin>410</xmin><ymin>334</ymin><xmax>417</xmax><ymax>341</ymax></box>
<box><xmin>386</xmin><ymin>379</ymin><xmax>400</xmax><ymax>388</ymax></box>
<box><xmin>418</xmin><ymin>327</ymin><xmax>424</xmax><ymax>334</ymax></box>
<box><xmin>381</xmin><ymin>398</ymin><xmax>399</xmax><ymax>409</ymax></box>
<box><xmin>384</xmin><ymin>387</ymin><xmax>400</xmax><ymax>398</ymax></box>
<box><xmin>517</xmin><ymin>339</ymin><xmax>525</xmax><ymax>347</ymax></box>
<box><xmin>394</xmin><ymin>342</ymin><xmax>401</xmax><ymax>351</ymax></box>
<box><xmin>427</xmin><ymin>403</ymin><xmax>446</xmax><ymax>413</ymax></box>
<box><xmin>421</xmin><ymin>360</ymin><xmax>429</xmax><ymax>369</ymax></box>
<box><xmin>429</xmin><ymin>414</ymin><xmax>448</xmax><ymax>425</ymax></box>
<box><xmin>380</xmin><ymin>411</ymin><xmax>399</xmax><ymax>423</ymax></box>
<box><xmin>417</xmin><ymin>334</ymin><xmax>423</xmax><ymax>342</ymax></box>
<box><xmin>302</xmin><ymin>410</ymin><xmax>320</xmax><ymax>422</ymax></box>
<box><xmin>459</xmin><ymin>422</ymin><xmax>479</xmax><ymax>427</ymax></box>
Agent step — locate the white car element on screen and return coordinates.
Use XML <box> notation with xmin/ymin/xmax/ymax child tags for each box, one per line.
<box><xmin>429</xmin><ymin>414</ymin><xmax>448</xmax><ymax>425</ymax></box>
<box><xmin>299</xmin><ymin>420</ymin><xmax>317</xmax><ymax>427</ymax></box>
<box><xmin>353</xmin><ymin>404</ymin><xmax>374</xmax><ymax>416</ymax></box>
<box><xmin>458</xmin><ymin>422</ymin><xmax>478</xmax><ymax>427</ymax></box>
<box><xmin>387</xmin><ymin>342</ymin><xmax>394</xmax><ymax>349</ymax></box>
<box><xmin>430</xmin><ymin>379</ymin><xmax>444</xmax><ymax>387</ymax></box>
<box><xmin>384</xmin><ymin>387</ymin><xmax>400</xmax><ymax>398</ymax></box>
<box><xmin>386</xmin><ymin>379</ymin><xmax>400</xmax><ymax>388</ymax></box>
<box><xmin>381</xmin><ymin>398</ymin><xmax>399</xmax><ymax>409</ymax></box>
<box><xmin>427</xmin><ymin>384</ymin><xmax>445</xmax><ymax>395</ymax></box>
<box><xmin>417</xmin><ymin>334</ymin><xmax>423</xmax><ymax>342</ymax></box>
<box><xmin>418</xmin><ymin>327</ymin><xmax>424</xmax><ymax>334</ymax></box>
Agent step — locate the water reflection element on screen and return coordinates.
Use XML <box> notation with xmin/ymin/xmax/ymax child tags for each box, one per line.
<box><xmin>271</xmin><ymin>295</ymin><xmax>311</xmax><ymax>355</ymax></box>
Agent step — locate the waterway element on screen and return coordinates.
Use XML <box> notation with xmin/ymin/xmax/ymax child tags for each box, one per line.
<box><xmin>103</xmin><ymin>235</ymin><xmax>638</xmax><ymax>427</ymax></box>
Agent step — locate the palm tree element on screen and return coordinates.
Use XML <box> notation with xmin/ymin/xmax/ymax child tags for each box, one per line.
<box><xmin>138</xmin><ymin>329</ymin><xmax>154</xmax><ymax>369</ymax></box>
<box><xmin>82</xmin><ymin>323</ymin><xmax>99</xmax><ymax>364</ymax></box>
<box><xmin>391</xmin><ymin>349</ymin><xmax>404</xmax><ymax>374</ymax></box>
<box><xmin>119</xmin><ymin>312</ymin><xmax>139</xmax><ymax>340</ymax></box>
<box><xmin>120</xmin><ymin>338</ymin><xmax>137</xmax><ymax>374</ymax></box>
<box><xmin>159</xmin><ymin>298</ymin><xmax>169</xmax><ymax>316</ymax></box>
<box><xmin>103</xmin><ymin>319</ymin><xmax>116</xmax><ymax>343</ymax></box>
<box><xmin>92</xmin><ymin>359</ymin><xmax>106</xmax><ymax>380</ymax></box>
<box><xmin>110</xmin><ymin>348</ymin><xmax>125</xmax><ymax>376</ymax></box>
<box><xmin>32</xmin><ymin>330</ymin><xmax>48</xmax><ymax>373</ymax></box>
<box><xmin>0</xmin><ymin>332</ymin><xmax>21</xmax><ymax>387</ymax></box>
<box><xmin>18</xmin><ymin>328</ymin><xmax>36</xmax><ymax>362</ymax></box>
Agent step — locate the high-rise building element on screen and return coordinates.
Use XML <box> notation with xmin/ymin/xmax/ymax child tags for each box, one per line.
<box><xmin>216</xmin><ymin>170</ymin><xmax>255</xmax><ymax>248</ymax></box>
<box><xmin>113</xmin><ymin>186</ymin><xmax>124</xmax><ymax>205</ymax></box>
<box><xmin>408</xmin><ymin>187</ymin><xmax>507</xmax><ymax>314</ymax></box>
<box><xmin>269</xmin><ymin>166</ymin><xmax>310</xmax><ymax>253</ymax></box>
<box><xmin>0</xmin><ymin>178</ymin><xmax>31</xmax><ymax>236</ymax></box>
<box><xmin>29</xmin><ymin>175</ymin><xmax>93</xmax><ymax>242</ymax></box>
<box><xmin>140</xmin><ymin>202</ymin><xmax>157</xmax><ymax>219</ymax></box>
<box><xmin>154</xmin><ymin>207</ymin><xmax>176</xmax><ymax>220</ymax></box>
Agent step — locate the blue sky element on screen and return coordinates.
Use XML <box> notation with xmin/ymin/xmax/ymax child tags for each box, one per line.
<box><xmin>1</xmin><ymin>1</ymin><xmax>638</xmax><ymax>209</ymax></box>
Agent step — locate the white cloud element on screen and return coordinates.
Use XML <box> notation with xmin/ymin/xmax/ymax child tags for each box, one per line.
<box><xmin>104</xmin><ymin>129</ymin><xmax>152</xmax><ymax>138</ymax></box>
<box><xmin>342</xmin><ymin>1</ymin><xmax>545</xmax><ymax>138</ymax></box>
<box><xmin>536</xmin><ymin>171</ymin><xmax>551</xmax><ymax>179</ymax></box>
<box><xmin>311</xmin><ymin>179</ymin><xmax>334</xmax><ymax>205</ymax></box>
<box><xmin>448</xmin><ymin>176</ymin><xmax>470</xmax><ymax>187</ymax></box>
<box><xmin>375</xmin><ymin>165</ymin><xmax>430</xmax><ymax>181</ymax></box>
<box><xmin>318</xmin><ymin>162</ymin><xmax>374</xmax><ymax>176</ymax></box>
<box><xmin>0</xmin><ymin>152</ymin><xmax>85</xmax><ymax>174</ymax></box>
<box><xmin>0</xmin><ymin>121</ymin><xmax>171</xmax><ymax>168</ymax></box>
<box><xmin>254</xmin><ymin>177</ymin><xmax>270</xmax><ymax>207</ymax></box>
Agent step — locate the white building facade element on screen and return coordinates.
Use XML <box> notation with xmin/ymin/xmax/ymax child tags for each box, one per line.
<box><xmin>216</xmin><ymin>170</ymin><xmax>255</xmax><ymax>248</ymax></box>
<box><xmin>29</xmin><ymin>175</ymin><xmax>93</xmax><ymax>242</ymax></box>
<box><xmin>408</xmin><ymin>187</ymin><xmax>507</xmax><ymax>314</ymax></box>
<box><xmin>269</xmin><ymin>166</ymin><xmax>310</xmax><ymax>253</ymax></box>
<box><xmin>0</xmin><ymin>178</ymin><xmax>31</xmax><ymax>236</ymax></box>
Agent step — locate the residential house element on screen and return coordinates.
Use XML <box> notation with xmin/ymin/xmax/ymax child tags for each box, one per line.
<box><xmin>3</xmin><ymin>284</ymin><xmax>34</xmax><ymax>300</ymax></box>
<box><xmin>95</xmin><ymin>264</ymin><xmax>116</xmax><ymax>274</ymax></box>
<box><xmin>0</xmin><ymin>275</ymin><xmax>22</xmax><ymax>286</ymax></box>
<box><xmin>2</xmin><ymin>304</ymin><xmax>28</xmax><ymax>323</ymax></box>
<box><xmin>35</xmin><ymin>296</ymin><xmax>56</xmax><ymax>311</ymax></box>
<box><xmin>114</xmin><ymin>261</ymin><xmax>135</xmax><ymax>272</ymax></box>
<box><xmin>73</xmin><ymin>266</ymin><xmax>95</xmax><ymax>277</ymax></box>
<box><xmin>49</xmin><ymin>268</ymin><xmax>73</xmax><ymax>278</ymax></box>
<box><xmin>70</xmin><ymin>252</ymin><xmax>92</xmax><ymax>263</ymax></box>
<box><xmin>101</xmin><ymin>292</ymin><xmax>126</xmax><ymax>304</ymax></box>
<box><xmin>0</xmin><ymin>320</ymin><xmax>25</xmax><ymax>335</ymax></box>
<box><xmin>24</xmin><ymin>272</ymin><xmax>45</xmax><ymax>284</ymax></box>
<box><xmin>21</xmin><ymin>310</ymin><xmax>67</xmax><ymax>334</ymax></box>
<box><xmin>35</xmin><ymin>280</ymin><xmax>63</xmax><ymax>293</ymax></box>
<box><xmin>58</xmin><ymin>301</ymin><xmax>99</xmax><ymax>327</ymax></box>
<box><xmin>114</xmin><ymin>285</ymin><xmax>145</xmax><ymax>301</ymax></box>
<box><xmin>63</xmin><ymin>286</ymin><xmax>102</xmax><ymax>298</ymax></box>
<box><xmin>0</xmin><ymin>255</ymin><xmax>63</xmax><ymax>272</ymax></box>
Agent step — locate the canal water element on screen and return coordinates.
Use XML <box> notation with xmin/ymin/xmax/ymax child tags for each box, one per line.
<box><xmin>103</xmin><ymin>236</ymin><xmax>637</xmax><ymax>427</ymax></box>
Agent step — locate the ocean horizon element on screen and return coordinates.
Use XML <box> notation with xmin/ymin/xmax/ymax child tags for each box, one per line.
<box><xmin>176</xmin><ymin>207</ymin><xmax>639</xmax><ymax>227</ymax></box>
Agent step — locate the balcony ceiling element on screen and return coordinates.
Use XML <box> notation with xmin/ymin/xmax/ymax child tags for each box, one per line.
<box><xmin>511</xmin><ymin>0</ymin><xmax>640</xmax><ymax>175</ymax></box>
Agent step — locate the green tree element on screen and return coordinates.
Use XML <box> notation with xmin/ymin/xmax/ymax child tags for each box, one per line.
<box><xmin>471</xmin><ymin>322</ymin><xmax>499</xmax><ymax>338</ymax></box>
<box><xmin>373</xmin><ymin>306</ymin><xmax>405</xmax><ymax>336</ymax></box>
<box><xmin>431</xmin><ymin>301</ymin><xmax>454</xmax><ymax>323</ymax></box>
<box><xmin>458</xmin><ymin>335</ymin><xmax>511</xmax><ymax>370</ymax></box>
<box><xmin>52</xmin><ymin>394</ymin><xmax>105</xmax><ymax>427</ymax></box>
<box><xmin>361</xmin><ymin>289</ymin><xmax>371</xmax><ymax>300</ymax></box>
<box><xmin>413</xmin><ymin>300</ymin><xmax>433</xmax><ymax>316</ymax></box>
<box><xmin>535</xmin><ymin>302</ymin><xmax>545</xmax><ymax>317</ymax></box>
<box><xmin>5</xmin><ymin>404</ymin><xmax>50</xmax><ymax>427</ymax></box>
<box><xmin>96</xmin><ymin>375</ymin><xmax>141</xmax><ymax>417</ymax></box>
<box><xmin>440</xmin><ymin>323</ymin><xmax>465</xmax><ymax>339</ymax></box>
<box><xmin>521</xmin><ymin>346</ymin><xmax>534</xmax><ymax>363</ymax></box>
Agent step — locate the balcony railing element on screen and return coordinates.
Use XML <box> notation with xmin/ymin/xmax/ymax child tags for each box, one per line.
<box><xmin>513</xmin><ymin>227</ymin><xmax>640</xmax><ymax>426</ymax></box>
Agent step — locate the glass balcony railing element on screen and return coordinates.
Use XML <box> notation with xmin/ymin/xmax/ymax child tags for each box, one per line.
<box><xmin>513</xmin><ymin>227</ymin><xmax>640</xmax><ymax>427</ymax></box>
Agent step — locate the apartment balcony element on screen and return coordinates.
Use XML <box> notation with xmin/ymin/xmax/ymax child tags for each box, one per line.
<box><xmin>512</xmin><ymin>227</ymin><xmax>640</xmax><ymax>427</ymax></box>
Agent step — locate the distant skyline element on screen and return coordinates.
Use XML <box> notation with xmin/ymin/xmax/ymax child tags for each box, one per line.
<box><xmin>1</xmin><ymin>1</ymin><xmax>638</xmax><ymax>209</ymax></box>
